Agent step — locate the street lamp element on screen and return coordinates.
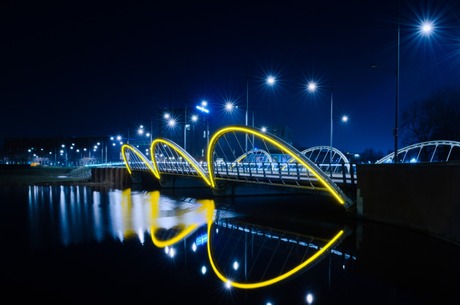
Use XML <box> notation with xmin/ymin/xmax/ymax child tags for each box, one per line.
<box><xmin>162</xmin><ymin>112</ymin><xmax>180</xmax><ymax>144</ymax></box>
<box><xmin>373</xmin><ymin>18</ymin><xmax>434</xmax><ymax>163</ymax></box>
<box><xmin>196</xmin><ymin>100</ymin><xmax>210</xmax><ymax>153</ymax></box>
<box><xmin>245</xmin><ymin>74</ymin><xmax>277</xmax><ymax>127</ymax></box>
<box><xmin>307</xmin><ymin>81</ymin><xmax>334</xmax><ymax>168</ymax></box>
<box><xmin>183</xmin><ymin>110</ymin><xmax>198</xmax><ymax>151</ymax></box>
<box><xmin>224</xmin><ymin>101</ymin><xmax>254</xmax><ymax>126</ymax></box>
<box><xmin>244</xmin><ymin>74</ymin><xmax>277</xmax><ymax>153</ymax></box>
<box><xmin>307</xmin><ymin>81</ymin><xmax>349</xmax><ymax>174</ymax></box>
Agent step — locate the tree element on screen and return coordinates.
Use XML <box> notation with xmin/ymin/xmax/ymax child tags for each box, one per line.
<box><xmin>401</xmin><ymin>87</ymin><xmax>460</xmax><ymax>146</ymax></box>
<box><xmin>358</xmin><ymin>148</ymin><xmax>385</xmax><ymax>163</ymax></box>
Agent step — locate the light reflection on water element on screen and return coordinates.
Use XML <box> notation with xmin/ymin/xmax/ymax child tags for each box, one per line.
<box><xmin>28</xmin><ymin>186</ymin><xmax>218</xmax><ymax>246</ymax></box>
<box><xmin>2</xmin><ymin>185</ymin><xmax>459</xmax><ymax>304</ymax></box>
<box><xmin>27</xmin><ymin>185</ymin><xmax>354</xmax><ymax>287</ymax></box>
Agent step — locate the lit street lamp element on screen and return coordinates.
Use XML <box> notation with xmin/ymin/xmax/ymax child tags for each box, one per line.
<box><xmin>224</xmin><ymin>101</ymin><xmax>254</xmax><ymax>126</ymax></box>
<box><xmin>244</xmin><ymin>74</ymin><xmax>276</xmax><ymax>152</ymax></box>
<box><xmin>183</xmin><ymin>110</ymin><xmax>198</xmax><ymax>151</ymax></box>
<box><xmin>245</xmin><ymin>75</ymin><xmax>277</xmax><ymax>126</ymax></box>
<box><xmin>196</xmin><ymin>100</ymin><xmax>210</xmax><ymax>154</ymax></box>
<box><xmin>307</xmin><ymin>81</ymin><xmax>334</xmax><ymax>168</ymax></box>
<box><xmin>373</xmin><ymin>18</ymin><xmax>434</xmax><ymax>163</ymax></box>
<box><xmin>307</xmin><ymin>81</ymin><xmax>349</xmax><ymax>173</ymax></box>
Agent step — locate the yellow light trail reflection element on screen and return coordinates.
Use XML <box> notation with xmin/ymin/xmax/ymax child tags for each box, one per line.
<box><xmin>206</xmin><ymin>220</ymin><xmax>344</xmax><ymax>289</ymax></box>
<box><xmin>150</xmin><ymin>199</ymin><xmax>215</xmax><ymax>248</ymax></box>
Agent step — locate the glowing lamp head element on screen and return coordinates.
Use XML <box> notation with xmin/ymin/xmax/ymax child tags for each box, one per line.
<box><xmin>266</xmin><ymin>75</ymin><xmax>276</xmax><ymax>86</ymax></box>
<box><xmin>225</xmin><ymin>101</ymin><xmax>234</xmax><ymax>112</ymax></box>
<box><xmin>307</xmin><ymin>81</ymin><xmax>317</xmax><ymax>92</ymax></box>
<box><xmin>420</xmin><ymin>21</ymin><xmax>434</xmax><ymax>35</ymax></box>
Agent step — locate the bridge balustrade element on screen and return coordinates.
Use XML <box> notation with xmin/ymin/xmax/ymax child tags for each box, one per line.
<box><xmin>212</xmin><ymin>161</ymin><xmax>356</xmax><ymax>187</ymax></box>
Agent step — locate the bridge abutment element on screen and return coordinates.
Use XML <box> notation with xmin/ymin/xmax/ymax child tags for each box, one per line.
<box><xmin>90</xmin><ymin>167</ymin><xmax>132</xmax><ymax>187</ymax></box>
<box><xmin>356</xmin><ymin>162</ymin><xmax>460</xmax><ymax>245</ymax></box>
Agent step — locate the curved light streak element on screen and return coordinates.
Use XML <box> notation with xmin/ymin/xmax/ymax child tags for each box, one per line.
<box><xmin>121</xmin><ymin>144</ymin><xmax>158</xmax><ymax>176</ymax></box>
<box><xmin>150</xmin><ymin>199</ymin><xmax>215</xmax><ymax>248</ymax></box>
<box><xmin>151</xmin><ymin>138</ymin><xmax>211</xmax><ymax>186</ymax></box>
<box><xmin>151</xmin><ymin>224</ymin><xmax>200</xmax><ymax>248</ymax></box>
<box><xmin>206</xmin><ymin>220</ymin><xmax>344</xmax><ymax>289</ymax></box>
<box><xmin>207</xmin><ymin>126</ymin><xmax>345</xmax><ymax>205</ymax></box>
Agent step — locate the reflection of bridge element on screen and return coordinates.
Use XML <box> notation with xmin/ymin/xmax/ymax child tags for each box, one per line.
<box><xmin>120</xmin><ymin>125</ymin><xmax>460</xmax><ymax>211</ymax></box>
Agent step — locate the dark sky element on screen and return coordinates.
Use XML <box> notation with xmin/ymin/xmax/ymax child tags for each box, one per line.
<box><xmin>2</xmin><ymin>0</ymin><xmax>460</xmax><ymax>154</ymax></box>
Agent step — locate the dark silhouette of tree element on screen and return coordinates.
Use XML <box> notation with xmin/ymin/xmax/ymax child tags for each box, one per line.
<box><xmin>358</xmin><ymin>148</ymin><xmax>385</xmax><ymax>163</ymax></box>
<box><xmin>401</xmin><ymin>87</ymin><xmax>460</xmax><ymax>146</ymax></box>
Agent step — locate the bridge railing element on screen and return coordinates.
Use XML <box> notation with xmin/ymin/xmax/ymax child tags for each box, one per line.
<box><xmin>213</xmin><ymin>161</ymin><xmax>357</xmax><ymax>186</ymax></box>
<box><xmin>121</xmin><ymin>143</ymin><xmax>358</xmax><ymax>187</ymax></box>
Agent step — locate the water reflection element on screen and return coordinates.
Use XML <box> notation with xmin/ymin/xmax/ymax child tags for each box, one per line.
<box><xmin>27</xmin><ymin>185</ymin><xmax>354</xmax><ymax>291</ymax></box>
<box><xmin>207</xmin><ymin>221</ymin><xmax>350</xmax><ymax>289</ymax></box>
<box><xmin>28</xmin><ymin>185</ymin><xmax>216</xmax><ymax>246</ymax></box>
<box><xmin>6</xmin><ymin>184</ymin><xmax>456</xmax><ymax>304</ymax></box>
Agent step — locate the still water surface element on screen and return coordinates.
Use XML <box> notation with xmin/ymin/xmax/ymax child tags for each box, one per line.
<box><xmin>1</xmin><ymin>185</ymin><xmax>459</xmax><ymax>304</ymax></box>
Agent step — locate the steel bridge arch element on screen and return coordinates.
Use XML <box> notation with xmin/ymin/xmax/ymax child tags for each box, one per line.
<box><xmin>301</xmin><ymin>146</ymin><xmax>350</xmax><ymax>164</ymax></box>
<box><xmin>206</xmin><ymin>125</ymin><xmax>352</xmax><ymax>206</ymax></box>
<box><xmin>283</xmin><ymin>146</ymin><xmax>351</xmax><ymax>173</ymax></box>
<box><xmin>234</xmin><ymin>148</ymin><xmax>274</xmax><ymax>164</ymax></box>
<box><xmin>150</xmin><ymin>199</ymin><xmax>215</xmax><ymax>248</ymax></box>
<box><xmin>121</xmin><ymin>144</ymin><xmax>157</xmax><ymax>175</ymax></box>
<box><xmin>376</xmin><ymin>140</ymin><xmax>460</xmax><ymax>164</ymax></box>
<box><xmin>150</xmin><ymin>138</ymin><xmax>211</xmax><ymax>186</ymax></box>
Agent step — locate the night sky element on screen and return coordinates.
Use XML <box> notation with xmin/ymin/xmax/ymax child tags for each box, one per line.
<box><xmin>2</xmin><ymin>0</ymin><xmax>460</xmax><ymax>154</ymax></box>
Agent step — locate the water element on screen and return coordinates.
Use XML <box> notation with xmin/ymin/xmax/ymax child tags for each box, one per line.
<box><xmin>1</xmin><ymin>184</ymin><xmax>459</xmax><ymax>305</ymax></box>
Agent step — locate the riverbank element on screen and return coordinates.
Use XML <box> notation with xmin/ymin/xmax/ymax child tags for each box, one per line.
<box><xmin>0</xmin><ymin>164</ymin><xmax>92</xmax><ymax>185</ymax></box>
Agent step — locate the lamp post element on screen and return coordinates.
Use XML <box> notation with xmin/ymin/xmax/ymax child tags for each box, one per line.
<box><xmin>307</xmin><ymin>81</ymin><xmax>334</xmax><ymax>169</ymax></box>
<box><xmin>244</xmin><ymin>74</ymin><xmax>276</xmax><ymax>153</ymax></box>
<box><xmin>307</xmin><ymin>81</ymin><xmax>350</xmax><ymax>175</ymax></box>
<box><xmin>395</xmin><ymin>18</ymin><xmax>401</xmax><ymax>163</ymax></box>
<box><xmin>196</xmin><ymin>100</ymin><xmax>210</xmax><ymax>153</ymax></box>
<box><xmin>184</xmin><ymin>106</ymin><xmax>188</xmax><ymax>150</ymax></box>
<box><xmin>246</xmin><ymin>74</ymin><xmax>276</xmax><ymax>122</ymax></box>
<box><xmin>373</xmin><ymin>18</ymin><xmax>434</xmax><ymax>163</ymax></box>
<box><xmin>183</xmin><ymin>108</ymin><xmax>198</xmax><ymax>151</ymax></box>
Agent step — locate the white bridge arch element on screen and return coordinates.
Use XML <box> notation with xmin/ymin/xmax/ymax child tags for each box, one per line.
<box><xmin>376</xmin><ymin>140</ymin><xmax>460</xmax><ymax>164</ymax></box>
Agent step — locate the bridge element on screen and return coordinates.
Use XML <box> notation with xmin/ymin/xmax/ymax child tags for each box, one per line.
<box><xmin>118</xmin><ymin>125</ymin><xmax>460</xmax><ymax>212</ymax></box>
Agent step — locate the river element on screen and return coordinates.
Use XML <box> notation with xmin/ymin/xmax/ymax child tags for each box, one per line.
<box><xmin>1</xmin><ymin>184</ymin><xmax>459</xmax><ymax>304</ymax></box>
